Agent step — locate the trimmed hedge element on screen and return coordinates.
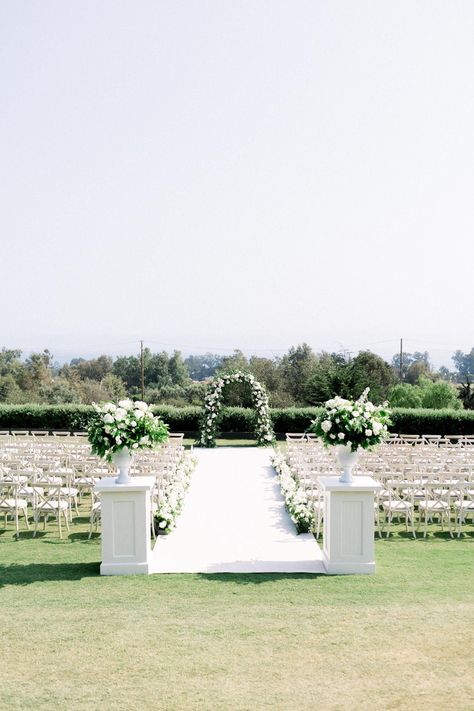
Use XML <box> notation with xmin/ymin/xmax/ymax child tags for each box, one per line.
<box><xmin>0</xmin><ymin>404</ymin><xmax>474</xmax><ymax>436</ymax></box>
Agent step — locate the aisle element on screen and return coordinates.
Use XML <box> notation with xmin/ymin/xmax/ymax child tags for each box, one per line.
<box><xmin>151</xmin><ymin>447</ymin><xmax>324</xmax><ymax>573</ymax></box>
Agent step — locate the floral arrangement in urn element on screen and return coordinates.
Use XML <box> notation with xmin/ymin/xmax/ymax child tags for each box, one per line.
<box><xmin>88</xmin><ymin>399</ymin><xmax>169</xmax><ymax>483</ymax></box>
<box><xmin>311</xmin><ymin>389</ymin><xmax>391</xmax><ymax>482</ymax></box>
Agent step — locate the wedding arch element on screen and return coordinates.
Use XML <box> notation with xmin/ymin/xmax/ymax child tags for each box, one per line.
<box><xmin>199</xmin><ymin>371</ymin><xmax>275</xmax><ymax>447</ymax></box>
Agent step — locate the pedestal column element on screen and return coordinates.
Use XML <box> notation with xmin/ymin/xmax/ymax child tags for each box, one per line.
<box><xmin>94</xmin><ymin>476</ymin><xmax>154</xmax><ymax>575</ymax></box>
<box><xmin>318</xmin><ymin>476</ymin><xmax>380</xmax><ymax>575</ymax></box>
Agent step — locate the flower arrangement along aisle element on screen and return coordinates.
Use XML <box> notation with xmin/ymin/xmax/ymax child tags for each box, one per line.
<box><xmin>311</xmin><ymin>388</ymin><xmax>391</xmax><ymax>483</ymax></box>
<box><xmin>199</xmin><ymin>371</ymin><xmax>275</xmax><ymax>447</ymax></box>
<box><xmin>271</xmin><ymin>449</ymin><xmax>314</xmax><ymax>534</ymax></box>
<box><xmin>154</xmin><ymin>452</ymin><xmax>198</xmax><ymax>534</ymax></box>
<box><xmin>88</xmin><ymin>399</ymin><xmax>169</xmax><ymax>484</ymax></box>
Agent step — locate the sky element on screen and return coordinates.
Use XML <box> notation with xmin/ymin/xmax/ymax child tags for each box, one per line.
<box><xmin>1</xmin><ymin>1</ymin><xmax>473</xmax><ymax>368</ymax></box>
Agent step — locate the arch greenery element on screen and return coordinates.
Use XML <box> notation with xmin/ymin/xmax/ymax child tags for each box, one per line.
<box><xmin>199</xmin><ymin>371</ymin><xmax>275</xmax><ymax>447</ymax></box>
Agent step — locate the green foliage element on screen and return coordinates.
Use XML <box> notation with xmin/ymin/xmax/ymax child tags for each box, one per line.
<box><xmin>388</xmin><ymin>384</ymin><xmax>423</xmax><ymax>408</ymax></box>
<box><xmin>279</xmin><ymin>343</ymin><xmax>317</xmax><ymax>403</ymax></box>
<box><xmin>305</xmin><ymin>352</ymin><xmax>351</xmax><ymax>405</ymax></box>
<box><xmin>346</xmin><ymin>351</ymin><xmax>396</xmax><ymax>403</ymax></box>
<box><xmin>418</xmin><ymin>378</ymin><xmax>462</xmax><ymax>410</ymax></box>
<box><xmin>389</xmin><ymin>379</ymin><xmax>462</xmax><ymax>410</ymax></box>
<box><xmin>452</xmin><ymin>348</ymin><xmax>474</xmax><ymax>379</ymax></box>
<box><xmin>458</xmin><ymin>378</ymin><xmax>474</xmax><ymax>410</ymax></box>
<box><xmin>184</xmin><ymin>353</ymin><xmax>224</xmax><ymax>380</ymax></box>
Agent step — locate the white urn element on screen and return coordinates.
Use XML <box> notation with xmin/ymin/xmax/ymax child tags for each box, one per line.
<box><xmin>335</xmin><ymin>444</ymin><xmax>359</xmax><ymax>484</ymax></box>
<box><xmin>111</xmin><ymin>448</ymin><xmax>133</xmax><ymax>485</ymax></box>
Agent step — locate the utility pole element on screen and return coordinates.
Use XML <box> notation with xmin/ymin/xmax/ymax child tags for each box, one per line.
<box><xmin>140</xmin><ymin>340</ymin><xmax>145</xmax><ymax>400</ymax></box>
<box><xmin>399</xmin><ymin>338</ymin><xmax>403</xmax><ymax>383</ymax></box>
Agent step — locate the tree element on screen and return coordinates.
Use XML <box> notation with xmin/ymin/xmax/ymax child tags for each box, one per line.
<box><xmin>452</xmin><ymin>348</ymin><xmax>474</xmax><ymax>380</ymax></box>
<box><xmin>168</xmin><ymin>351</ymin><xmax>191</xmax><ymax>387</ymax></box>
<box><xmin>74</xmin><ymin>355</ymin><xmax>113</xmax><ymax>381</ymax></box>
<box><xmin>391</xmin><ymin>351</ymin><xmax>430</xmax><ymax>381</ymax></box>
<box><xmin>347</xmin><ymin>351</ymin><xmax>396</xmax><ymax>403</ymax></box>
<box><xmin>113</xmin><ymin>355</ymin><xmax>141</xmax><ymax>389</ymax></box>
<box><xmin>279</xmin><ymin>343</ymin><xmax>317</xmax><ymax>404</ymax></box>
<box><xmin>388</xmin><ymin>384</ymin><xmax>423</xmax><ymax>408</ymax></box>
<box><xmin>418</xmin><ymin>378</ymin><xmax>462</xmax><ymax>410</ymax></box>
<box><xmin>184</xmin><ymin>353</ymin><xmax>224</xmax><ymax>381</ymax></box>
<box><xmin>305</xmin><ymin>352</ymin><xmax>350</xmax><ymax>405</ymax></box>
<box><xmin>458</xmin><ymin>377</ymin><xmax>474</xmax><ymax>410</ymax></box>
<box><xmin>405</xmin><ymin>360</ymin><xmax>431</xmax><ymax>385</ymax></box>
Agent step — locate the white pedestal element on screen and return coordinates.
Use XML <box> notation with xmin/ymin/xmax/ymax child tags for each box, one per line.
<box><xmin>94</xmin><ymin>476</ymin><xmax>154</xmax><ymax>575</ymax></box>
<box><xmin>318</xmin><ymin>476</ymin><xmax>381</xmax><ymax>575</ymax></box>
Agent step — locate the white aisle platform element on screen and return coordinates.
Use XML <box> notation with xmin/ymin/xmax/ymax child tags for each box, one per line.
<box><xmin>151</xmin><ymin>447</ymin><xmax>324</xmax><ymax>574</ymax></box>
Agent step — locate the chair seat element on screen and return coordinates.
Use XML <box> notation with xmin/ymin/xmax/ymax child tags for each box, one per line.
<box><xmin>60</xmin><ymin>487</ymin><xmax>78</xmax><ymax>497</ymax></box>
<box><xmin>37</xmin><ymin>500</ymin><xmax>68</xmax><ymax>511</ymax></box>
<box><xmin>0</xmin><ymin>498</ymin><xmax>28</xmax><ymax>509</ymax></box>
<box><xmin>419</xmin><ymin>500</ymin><xmax>449</xmax><ymax>511</ymax></box>
<box><xmin>382</xmin><ymin>500</ymin><xmax>412</xmax><ymax>511</ymax></box>
<box><xmin>453</xmin><ymin>500</ymin><xmax>474</xmax><ymax>511</ymax></box>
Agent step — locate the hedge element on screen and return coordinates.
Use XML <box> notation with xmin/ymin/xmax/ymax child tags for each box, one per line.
<box><xmin>1</xmin><ymin>404</ymin><xmax>474</xmax><ymax>436</ymax></box>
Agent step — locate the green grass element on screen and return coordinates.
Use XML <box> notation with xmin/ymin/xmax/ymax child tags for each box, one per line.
<box><xmin>1</xmin><ymin>491</ymin><xmax>473</xmax><ymax>709</ymax></box>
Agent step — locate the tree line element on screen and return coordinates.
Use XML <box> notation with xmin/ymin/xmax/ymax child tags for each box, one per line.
<box><xmin>0</xmin><ymin>345</ymin><xmax>472</xmax><ymax>410</ymax></box>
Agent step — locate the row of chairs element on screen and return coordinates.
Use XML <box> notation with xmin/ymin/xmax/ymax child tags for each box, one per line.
<box><xmin>0</xmin><ymin>434</ymin><xmax>186</xmax><ymax>538</ymax></box>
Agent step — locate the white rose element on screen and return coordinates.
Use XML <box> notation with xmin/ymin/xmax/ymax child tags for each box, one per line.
<box><xmin>132</xmin><ymin>442</ymin><xmax>139</xmax><ymax>449</ymax></box>
<box><xmin>134</xmin><ymin>410</ymin><xmax>144</xmax><ymax>419</ymax></box>
<box><xmin>337</xmin><ymin>432</ymin><xmax>345</xmax><ymax>440</ymax></box>
<box><xmin>372</xmin><ymin>421</ymin><xmax>382</xmax><ymax>434</ymax></box>
<box><xmin>114</xmin><ymin>408</ymin><xmax>127</xmax><ymax>421</ymax></box>
<box><xmin>115</xmin><ymin>437</ymin><xmax>122</xmax><ymax>444</ymax></box>
<box><xmin>321</xmin><ymin>420</ymin><xmax>332</xmax><ymax>433</ymax></box>
<box><xmin>140</xmin><ymin>435</ymin><xmax>149</xmax><ymax>444</ymax></box>
<box><xmin>330</xmin><ymin>434</ymin><xmax>336</xmax><ymax>440</ymax></box>
<box><xmin>365</xmin><ymin>429</ymin><xmax>373</xmax><ymax>437</ymax></box>
<box><xmin>103</xmin><ymin>413</ymin><xmax>114</xmax><ymax>424</ymax></box>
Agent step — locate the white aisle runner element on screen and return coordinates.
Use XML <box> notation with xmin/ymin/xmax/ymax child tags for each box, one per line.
<box><xmin>151</xmin><ymin>447</ymin><xmax>324</xmax><ymax>573</ymax></box>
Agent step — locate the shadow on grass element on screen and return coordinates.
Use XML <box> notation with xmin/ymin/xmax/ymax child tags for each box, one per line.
<box><xmin>0</xmin><ymin>561</ymin><xmax>100</xmax><ymax>587</ymax></box>
<box><xmin>196</xmin><ymin>572</ymin><xmax>326</xmax><ymax>585</ymax></box>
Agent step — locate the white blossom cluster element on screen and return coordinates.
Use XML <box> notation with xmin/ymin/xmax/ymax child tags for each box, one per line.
<box><xmin>312</xmin><ymin>388</ymin><xmax>391</xmax><ymax>452</ymax></box>
<box><xmin>154</xmin><ymin>452</ymin><xmax>198</xmax><ymax>532</ymax></box>
<box><xmin>271</xmin><ymin>449</ymin><xmax>314</xmax><ymax>534</ymax></box>
<box><xmin>89</xmin><ymin>399</ymin><xmax>169</xmax><ymax>460</ymax></box>
<box><xmin>199</xmin><ymin>372</ymin><xmax>275</xmax><ymax>447</ymax></box>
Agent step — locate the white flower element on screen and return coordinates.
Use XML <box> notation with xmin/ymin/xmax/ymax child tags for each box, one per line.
<box><xmin>131</xmin><ymin>420</ymin><xmax>137</xmax><ymax>428</ymax></box>
<box><xmin>134</xmin><ymin>409</ymin><xmax>144</xmax><ymax>419</ymax></box>
<box><xmin>118</xmin><ymin>399</ymin><xmax>133</xmax><ymax>410</ymax></box>
<box><xmin>114</xmin><ymin>408</ymin><xmax>127</xmax><ymax>421</ymax></box>
<box><xmin>132</xmin><ymin>442</ymin><xmax>139</xmax><ymax>449</ymax></box>
<box><xmin>134</xmin><ymin>401</ymin><xmax>148</xmax><ymax>411</ymax></box>
<box><xmin>337</xmin><ymin>432</ymin><xmax>345</xmax><ymax>440</ymax></box>
<box><xmin>365</xmin><ymin>429</ymin><xmax>373</xmax><ymax>437</ymax></box>
<box><xmin>330</xmin><ymin>434</ymin><xmax>336</xmax><ymax>439</ymax></box>
<box><xmin>321</xmin><ymin>420</ymin><xmax>332</xmax><ymax>433</ymax></box>
<box><xmin>372</xmin><ymin>421</ymin><xmax>383</xmax><ymax>434</ymax></box>
<box><xmin>140</xmin><ymin>435</ymin><xmax>149</xmax><ymax>445</ymax></box>
<box><xmin>103</xmin><ymin>413</ymin><xmax>114</xmax><ymax>424</ymax></box>
<box><xmin>115</xmin><ymin>437</ymin><xmax>122</xmax><ymax>444</ymax></box>
<box><xmin>352</xmin><ymin>410</ymin><xmax>360</xmax><ymax>417</ymax></box>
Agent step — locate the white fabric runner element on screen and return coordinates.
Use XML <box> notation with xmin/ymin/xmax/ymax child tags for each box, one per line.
<box><xmin>152</xmin><ymin>447</ymin><xmax>324</xmax><ymax>573</ymax></box>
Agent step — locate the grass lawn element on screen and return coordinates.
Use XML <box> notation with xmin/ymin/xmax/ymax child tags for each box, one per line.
<box><xmin>1</xmin><ymin>449</ymin><xmax>473</xmax><ymax>710</ymax></box>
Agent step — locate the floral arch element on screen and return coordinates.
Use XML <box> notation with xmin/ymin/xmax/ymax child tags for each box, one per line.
<box><xmin>199</xmin><ymin>371</ymin><xmax>275</xmax><ymax>447</ymax></box>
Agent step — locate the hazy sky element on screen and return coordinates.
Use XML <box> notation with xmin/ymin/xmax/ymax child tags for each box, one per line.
<box><xmin>1</xmin><ymin>1</ymin><xmax>473</xmax><ymax>367</ymax></box>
